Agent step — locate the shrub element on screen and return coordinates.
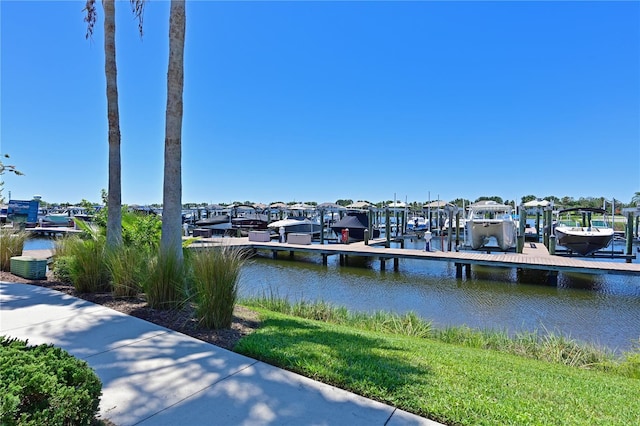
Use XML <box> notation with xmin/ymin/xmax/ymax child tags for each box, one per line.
<box><xmin>0</xmin><ymin>336</ymin><xmax>102</xmax><ymax>425</ymax></box>
<box><xmin>51</xmin><ymin>255</ymin><xmax>74</xmax><ymax>284</ymax></box>
<box><xmin>0</xmin><ymin>229</ymin><xmax>26</xmax><ymax>271</ymax></box>
<box><xmin>189</xmin><ymin>246</ymin><xmax>247</xmax><ymax>329</ymax></box>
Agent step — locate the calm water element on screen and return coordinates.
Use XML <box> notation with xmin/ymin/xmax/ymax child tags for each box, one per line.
<box><xmin>25</xmin><ymin>237</ymin><xmax>640</xmax><ymax>353</ymax></box>
<box><xmin>237</xmin><ymin>238</ymin><xmax>640</xmax><ymax>354</ymax></box>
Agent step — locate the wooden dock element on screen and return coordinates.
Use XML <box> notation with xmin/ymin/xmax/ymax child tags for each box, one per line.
<box><xmin>191</xmin><ymin>237</ymin><xmax>640</xmax><ymax>281</ymax></box>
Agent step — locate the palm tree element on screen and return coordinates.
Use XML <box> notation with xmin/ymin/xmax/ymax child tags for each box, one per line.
<box><xmin>159</xmin><ymin>0</ymin><xmax>186</xmax><ymax>262</ymax></box>
<box><xmin>84</xmin><ymin>1</ymin><xmax>144</xmax><ymax>249</ymax></box>
<box><xmin>632</xmin><ymin>192</ymin><xmax>640</xmax><ymax>206</ymax></box>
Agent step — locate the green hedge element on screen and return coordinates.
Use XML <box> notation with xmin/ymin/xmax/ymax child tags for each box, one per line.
<box><xmin>0</xmin><ymin>336</ymin><xmax>102</xmax><ymax>425</ymax></box>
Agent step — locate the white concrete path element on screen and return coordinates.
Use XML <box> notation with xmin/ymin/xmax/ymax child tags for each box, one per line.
<box><xmin>0</xmin><ymin>283</ymin><xmax>442</xmax><ymax>426</ymax></box>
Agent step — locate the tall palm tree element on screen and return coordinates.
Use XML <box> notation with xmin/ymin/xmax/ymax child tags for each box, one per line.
<box><xmin>85</xmin><ymin>0</ymin><xmax>144</xmax><ymax>249</ymax></box>
<box><xmin>159</xmin><ymin>0</ymin><xmax>186</xmax><ymax>262</ymax></box>
<box><xmin>632</xmin><ymin>192</ymin><xmax>640</xmax><ymax>206</ymax></box>
<box><xmin>102</xmin><ymin>0</ymin><xmax>122</xmax><ymax>249</ymax></box>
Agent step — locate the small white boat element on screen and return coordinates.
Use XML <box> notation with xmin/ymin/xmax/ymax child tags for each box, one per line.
<box><xmin>553</xmin><ymin>208</ymin><xmax>614</xmax><ymax>256</ymax></box>
<box><xmin>465</xmin><ymin>201</ymin><xmax>516</xmax><ymax>251</ymax></box>
<box><xmin>267</xmin><ymin>216</ymin><xmax>322</xmax><ymax>236</ymax></box>
<box><xmin>406</xmin><ymin>216</ymin><xmax>428</xmax><ymax>232</ymax></box>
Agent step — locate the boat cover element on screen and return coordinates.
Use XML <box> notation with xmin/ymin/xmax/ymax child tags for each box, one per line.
<box><xmin>331</xmin><ymin>214</ymin><xmax>367</xmax><ymax>231</ymax></box>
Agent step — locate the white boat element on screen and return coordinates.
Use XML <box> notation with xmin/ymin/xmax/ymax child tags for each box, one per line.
<box><xmin>41</xmin><ymin>207</ymin><xmax>93</xmax><ymax>227</ymax></box>
<box><xmin>406</xmin><ymin>216</ymin><xmax>428</xmax><ymax>232</ymax></box>
<box><xmin>465</xmin><ymin>201</ymin><xmax>516</xmax><ymax>251</ymax></box>
<box><xmin>267</xmin><ymin>216</ymin><xmax>322</xmax><ymax>236</ymax></box>
<box><xmin>553</xmin><ymin>208</ymin><xmax>614</xmax><ymax>256</ymax></box>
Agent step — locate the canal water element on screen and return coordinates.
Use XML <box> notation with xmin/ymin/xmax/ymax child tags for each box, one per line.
<box><xmin>237</xmin><ymin>238</ymin><xmax>640</xmax><ymax>354</ymax></box>
<box><xmin>24</xmin><ymin>237</ymin><xmax>640</xmax><ymax>353</ymax></box>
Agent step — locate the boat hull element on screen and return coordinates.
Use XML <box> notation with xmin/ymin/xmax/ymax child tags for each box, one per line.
<box><xmin>467</xmin><ymin>220</ymin><xmax>516</xmax><ymax>251</ymax></box>
<box><xmin>554</xmin><ymin>227</ymin><xmax>614</xmax><ymax>256</ymax></box>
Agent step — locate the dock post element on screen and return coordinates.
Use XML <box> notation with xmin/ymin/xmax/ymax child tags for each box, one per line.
<box><xmin>516</xmin><ymin>235</ymin><xmax>524</xmax><ymax>253</ymax></box>
<box><xmin>547</xmin><ymin>270</ymin><xmax>558</xmax><ymax>286</ymax></box>
<box><xmin>455</xmin><ymin>263</ymin><xmax>462</xmax><ymax>279</ymax></box>
<box><xmin>626</xmin><ymin>212</ymin><xmax>633</xmax><ymax>262</ymax></box>
<box><xmin>272</xmin><ymin>250</ymin><xmax>278</xmax><ymax>259</ymax></box>
<box><xmin>394</xmin><ymin>257</ymin><xmax>399</xmax><ymax>271</ymax></box>
<box><xmin>364</xmin><ymin>228</ymin><xmax>369</xmax><ymax>245</ymax></box>
<box><xmin>289</xmin><ymin>251</ymin><xmax>294</xmax><ymax>259</ymax></box>
<box><xmin>320</xmin><ymin>209</ymin><xmax>325</xmax><ymax>245</ymax></box>
<box><xmin>543</xmin><ymin>208</ymin><xmax>551</xmax><ymax>248</ymax></box>
<box><xmin>518</xmin><ymin>204</ymin><xmax>526</xmax><ymax>245</ymax></box>
<box><xmin>455</xmin><ymin>211</ymin><xmax>461</xmax><ymax>251</ymax></box>
<box><xmin>465</xmin><ymin>263</ymin><xmax>471</xmax><ymax>278</ymax></box>
<box><xmin>322</xmin><ymin>254</ymin><xmax>328</xmax><ymax>266</ymax></box>
<box><xmin>549</xmin><ymin>234</ymin><xmax>556</xmax><ymax>255</ymax></box>
<box><xmin>385</xmin><ymin>208</ymin><xmax>391</xmax><ymax>248</ymax></box>
<box><xmin>380</xmin><ymin>258</ymin><xmax>386</xmax><ymax>271</ymax></box>
<box><xmin>535</xmin><ymin>210</ymin><xmax>541</xmax><ymax>242</ymax></box>
<box><xmin>339</xmin><ymin>254</ymin><xmax>344</xmax><ymax>266</ymax></box>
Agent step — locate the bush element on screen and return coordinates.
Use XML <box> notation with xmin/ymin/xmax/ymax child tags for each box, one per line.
<box><xmin>0</xmin><ymin>336</ymin><xmax>102</xmax><ymax>425</ymax></box>
<box><xmin>189</xmin><ymin>246</ymin><xmax>247</xmax><ymax>329</ymax></box>
<box><xmin>0</xmin><ymin>229</ymin><xmax>26</xmax><ymax>271</ymax></box>
<box><xmin>51</xmin><ymin>255</ymin><xmax>74</xmax><ymax>284</ymax></box>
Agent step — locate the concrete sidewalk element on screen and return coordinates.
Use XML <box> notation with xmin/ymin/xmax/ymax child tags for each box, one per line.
<box><xmin>0</xmin><ymin>283</ymin><xmax>441</xmax><ymax>426</ymax></box>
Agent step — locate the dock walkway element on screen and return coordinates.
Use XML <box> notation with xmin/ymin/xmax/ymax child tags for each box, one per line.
<box><xmin>192</xmin><ymin>237</ymin><xmax>640</xmax><ymax>278</ymax></box>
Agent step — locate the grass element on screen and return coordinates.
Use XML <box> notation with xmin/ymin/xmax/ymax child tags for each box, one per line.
<box><xmin>145</xmin><ymin>248</ymin><xmax>185</xmax><ymax>309</ymax></box>
<box><xmin>235</xmin><ymin>308</ymin><xmax>640</xmax><ymax>426</ymax></box>
<box><xmin>54</xmin><ymin>235</ymin><xmax>109</xmax><ymax>293</ymax></box>
<box><xmin>188</xmin><ymin>245</ymin><xmax>247</xmax><ymax>329</ymax></box>
<box><xmin>0</xmin><ymin>229</ymin><xmax>27</xmax><ymax>271</ymax></box>
<box><xmin>105</xmin><ymin>245</ymin><xmax>146</xmax><ymax>298</ymax></box>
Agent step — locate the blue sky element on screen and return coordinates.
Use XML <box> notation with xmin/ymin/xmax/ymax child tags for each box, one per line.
<box><xmin>1</xmin><ymin>1</ymin><xmax>638</xmax><ymax>206</ymax></box>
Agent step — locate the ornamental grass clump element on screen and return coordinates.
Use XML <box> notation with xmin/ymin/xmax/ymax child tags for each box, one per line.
<box><xmin>53</xmin><ymin>234</ymin><xmax>109</xmax><ymax>293</ymax></box>
<box><xmin>190</xmin><ymin>246</ymin><xmax>247</xmax><ymax>329</ymax></box>
<box><xmin>146</xmin><ymin>249</ymin><xmax>185</xmax><ymax>310</ymax></box>
<box><xmin>105</xmin><ymin>245</ymin><xmax>147</xmax><ymax>298</ymax></box>
<box><xmin>0</xmin><ymin>229</ymin><xmax>26</xmax><ymax>271</ymax></box>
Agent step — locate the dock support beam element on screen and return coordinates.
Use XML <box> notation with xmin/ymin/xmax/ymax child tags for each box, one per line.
<box><xmin>394</xmin><ymin>257</ymin><xmax>399</xmax><ymax>271</ymax></box>
<box><xmin>272</xmin><ymin>250</ymin><xmax>278</xmax><ymax>259</ymax></box>
<box><xmin>322</xmin><ymin>254</ymin><xmax>328</xmax><ymax>266</ymax></box>
<box><xmin>455</xmin><ymin>263</ymin><xmax>471</xmax><ymax>279</ymax></box>
<box><xmin>547</xmin><ymin>270</ymin><xmax>558</xmax><ymax>286</ymax></box>
<box><xmin>380</xmin><ymin>258</ymin><xmax>386</xmax><ymax>271</ymax></box>
<box><xmin>626</xmin><ymin>212</ymin><xmax>634</xmax><ymax>262</ymax></box>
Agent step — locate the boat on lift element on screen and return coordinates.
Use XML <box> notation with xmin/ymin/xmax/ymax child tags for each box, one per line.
<box><xmin>465</xmin><ymin>201</ymin><xmax>517</xmax><ymax>251</ymax></box>
<box><xmin>553</xmin><ymin>207</ymin><xmax>614</xmax><ymax>256</ymax></box>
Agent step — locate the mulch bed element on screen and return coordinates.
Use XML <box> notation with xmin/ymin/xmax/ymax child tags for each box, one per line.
<box><xmin>0</xmin><ymin>271</ymin><xmax>260</xmax><ymax>351</ymax></box>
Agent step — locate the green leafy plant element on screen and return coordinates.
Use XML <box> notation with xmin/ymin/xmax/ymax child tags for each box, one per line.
<box><xmin>0</xmin><ymin>336</ymin><xmax>102</xmax><ymax>425</ymax></box>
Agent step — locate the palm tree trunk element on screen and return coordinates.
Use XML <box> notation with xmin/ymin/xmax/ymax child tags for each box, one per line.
<box><xmin>160</xmin><ymin>0</ymin><xmax>186</xmax><ymax>261</ymax></box>
<box><xmin>104</xmin><ymin>0</ymin><xmax>122</xmax><ymax>248</ymax></box>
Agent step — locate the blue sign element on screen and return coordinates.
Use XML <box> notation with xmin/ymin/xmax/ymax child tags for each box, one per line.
<box><xmin>7</xmin><ymin>200</ymin><xmax>39</xmax><ymax>223</ymax></box>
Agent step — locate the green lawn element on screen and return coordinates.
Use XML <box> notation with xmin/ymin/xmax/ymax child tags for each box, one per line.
<box><xmin>235</xmin><ymin>310</ymin><xmax>639</xmax><ymax>426</ymax></box>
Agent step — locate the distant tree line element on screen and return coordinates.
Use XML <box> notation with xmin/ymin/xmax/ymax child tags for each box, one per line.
<box><xmin>26</xmin><ymin>192</ymin><xmax>640</xmax><ymax>213</ymax></box>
